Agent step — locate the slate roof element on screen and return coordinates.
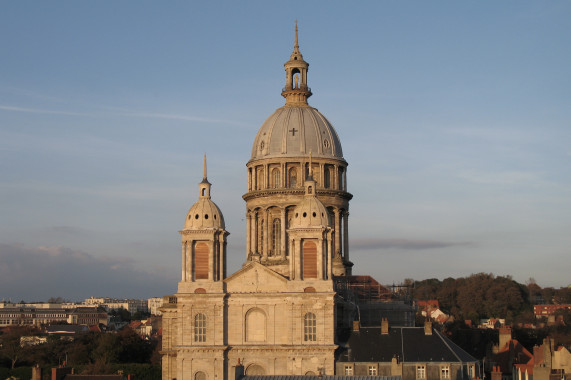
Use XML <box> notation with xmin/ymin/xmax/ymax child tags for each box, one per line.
<box><xmin>337</xmin><ymin>327</ymin><xmax>477</xmax><ymax>363</ymax></box>
<box><xmin>243</xmin><ymin>376</ymin><xmax>401</xmax><ymax>380</ymax></box>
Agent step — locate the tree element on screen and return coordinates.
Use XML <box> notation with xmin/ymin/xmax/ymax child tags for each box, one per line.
<box><xmin>0</xmin><ymin>327</ymin><xmax>36</xmax><ymax>369</ymax></box>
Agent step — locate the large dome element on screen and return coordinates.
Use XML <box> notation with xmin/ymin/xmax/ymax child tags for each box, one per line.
<box><xmin>251</xmin><ymin>106</ymin><xmax>343</xmax><ymax>161</ymax></box>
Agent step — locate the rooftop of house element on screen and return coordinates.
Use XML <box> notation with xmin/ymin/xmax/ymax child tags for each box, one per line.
<box><xmin>338</xmin><ymin>326</ymin><xmax>477</xmax><ymax>363</ymax></box>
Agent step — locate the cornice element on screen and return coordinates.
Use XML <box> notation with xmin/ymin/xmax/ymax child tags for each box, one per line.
<box><xmin>243</xmin><ymin>189</ymin><xmax>352</xmax><ymax>202</ymax></box>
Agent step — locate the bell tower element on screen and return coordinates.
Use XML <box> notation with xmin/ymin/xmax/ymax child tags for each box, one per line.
<box><xmin>282</xmin><ymin>21</ymin><xmax>312</xmax><ymax>107</ymax></box>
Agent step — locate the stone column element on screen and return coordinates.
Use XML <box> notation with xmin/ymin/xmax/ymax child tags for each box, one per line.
<box><xmin>263</xmin><ymin>210</ymin><xmax>269</xmax><ymax>257</ymax></box>
<box><xmin>319</xmin><ymin>163</ymin><xmax>324</xmax><ymax>187</ymax></box>
<box><xmin>181</xmin><ymin>242</ymin><xmax>186</xmax><ymax>281</ymax></box>
<box><xmin>327</xmin><ymin>231</ymin><xmax>333</xmax><ymax>279</ymax></box>
<box><xmin>334</xmin><ymin>165</ymin><xmax>339</xmax><ymax>190</ymax></box>
<box><xmin>253</xmin><ymin>211</ymin><xmax>258</xmax><ymax>254</ymax></box>
<box><xmin>343</xmin><ymin>211</ymin><xmax>349</xmax><ymax>262</ymax></box>
<box><xmin>317</xmin><ymin>237</ymin><xmax>323</xmax><ymax>280</ymax></box>
<box><xmin>343</xmin><ymin>168</ymin><xmax>347</xmax><ymax>191</ymax></box>
<box><xmin>264</xmin><ymin>163</ymin><xmax>268</xmax><ymax>189</ymax></box>
<box><xmin>219</xmin><ymin>233</ymin><xmax>226</xmax><ymax>279</ymax></box>
<box><xmin>289</xmin><ymin>238</ymin><xmax>295</xmax><ymax>279</ymax></box>
<box><xmin>334</xmin><ymin>209</ymin><xmax>341</xmax><ymax>257</ymax></box>
<box><xmin>209</xmin><ymin>240</ymin><xmax>214</xmax><ymax>281</ymax></box>
<box><xmin>280</xmin><ymin>208</ymin><xmax>286</xmax><ymax>257</ymax></box>
<box><xmin>252</xmin><ymin>166</ymin><xmax>257</xmax><ymax>190</ymax></box>
<box><xmin>246</xmin><ymin>212</ymin><xmax>251</xmax><ymax>256</ymax></box>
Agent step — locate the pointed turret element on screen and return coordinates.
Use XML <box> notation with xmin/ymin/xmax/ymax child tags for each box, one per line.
<box><xmin>282</xmin><ymin>21</ymin><xmax>312</xmax><ymax>106</ymax></box>
<box><xmin>181</xmin><ymin>156</ymin><xmax>229</xmax><ymax>285</ymax></box>
<box><xmin>199</xmin><ymin>154</ymin><xmax>212</xmax><ymax>199</ymax></box>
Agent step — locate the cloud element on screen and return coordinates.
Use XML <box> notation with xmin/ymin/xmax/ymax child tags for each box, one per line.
<box><xmin>457</xmin><ymin>170</ymin><xmax>538</xmax><ymax>185</ymax></box>
<box><xmin>0</xmin><ymin>105</ymin><xmax>92</xmax><ymax>117</ymax></box>
<box><xmin>0</xmin><ymin>103</ymin><xmax>246</xmax><ymax>126</ymax></box>
<box><xmin>352</xmin><ymin>238</ymin><xmax>474</xmax><ymax>251</ymax></box>
<box><xmin>0</xmin><ymin>244</ymin><xmax>176</xmax><ymax>302</ymax></box>
<box><xmin>45</xmin><ymin>226</ymin><xmax>88</xmax><ymax>236</ymax></box>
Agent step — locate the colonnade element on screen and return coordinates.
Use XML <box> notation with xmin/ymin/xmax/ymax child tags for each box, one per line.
<box><xmin>246</xmin><ymin>206</ymin><xmax>349</xmax><ymax>263</ymax></box>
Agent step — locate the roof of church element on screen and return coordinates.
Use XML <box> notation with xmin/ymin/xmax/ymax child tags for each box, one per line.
<box><xmin>251</xmin><ymin>106</ymin><xmax>344</xmax><ymax>161</ymax></box>
<box><xmin>338</xmin><ymin>327</ymin><xmax>477</xmax><ymax>363</ymax></box>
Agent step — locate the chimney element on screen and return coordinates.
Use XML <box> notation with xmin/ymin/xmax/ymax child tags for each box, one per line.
<box><xmin>491</xmin><ymin>366</ymin><xmax>502</xmax><ymax>380</ymax></box>
<box><xmin>32</xmin><ymin>364</ymin><xmax>42</xmax><ymax>380</ymax></box>
<box><xmin>381</xmin><ymin>318</ymin><xmax>389</xmax><ymax>334</ymax></box>
<box><xmin>352</xmin><ymin>320</ymin><xmax>360</xmax><ymax>332</ymax></box>
<box><xmin>391</xmin><ymin>355</ymin><xmax>402</xmax><ymax>376</ymax></box>
<box><xmin>424</xmin><ymin>321</ymin><xmax>432</xmax><ymax>335</ymax></box>
<box><xmin>235</xmin><ymin>359</ymin><xmax>245</xmax><ymax>380</ymax></box>
<box><xmin>499</xmin><ymin>327</ymin><xmax>512</xmax><ymax>349</ymax></box>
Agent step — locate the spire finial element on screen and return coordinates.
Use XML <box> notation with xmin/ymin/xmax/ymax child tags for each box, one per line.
<box><xmin>294</xmin><ymin>20</ymin><xmax>299</xmax><ymax>50</ymax></box>
<box><xmin>203</xmin><ymin>154</ymin><xmax>207</xmax><ymax>180</ymax></box>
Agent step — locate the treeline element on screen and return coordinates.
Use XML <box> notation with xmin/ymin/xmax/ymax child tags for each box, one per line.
<box><xmin>0</xmin><ymin>326</ymin><xmax>160</xmax><ymax>379</ymax></box>
<box><xmin>412</xmin><ymin>273</ymin><xmax>571</xmax><ymax>323</ymax></box>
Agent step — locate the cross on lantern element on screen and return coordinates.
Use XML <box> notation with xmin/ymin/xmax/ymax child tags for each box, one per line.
<box><xmin>289</xmin><ymin>128</ymin><xmax>298</xmax><ymax>136</ymax></box>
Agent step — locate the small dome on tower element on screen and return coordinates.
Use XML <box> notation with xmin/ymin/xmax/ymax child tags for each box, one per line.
<box><xmin>183</xmin><ymin>155</ymin><xmax>225</xmax><ymax>230</ymax></box>
<box><xmin>290</xmin><ymin>196</ymin><xmax>329</xmax><ymax>228</ymax></box>
<box><xmin>290</xmin><ymin>156</ymin><xmax>330</xmax><ymax>228</ymax></box>
<box><xmin>185</xmin><ymin>198</ymin><xmax>225</xmax><ymax>230</ymax></box>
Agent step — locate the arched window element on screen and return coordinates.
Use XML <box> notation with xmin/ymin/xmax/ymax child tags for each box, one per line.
<box><xmin>304</xmin><ymin>312</ymin><xmax>317</xmax><ymax>341</ymax></box>
<box><xmin>272</xmin><ymin>168</ymin><xmax>280</xmax><ymax>188</ymax></box>
<box><xmin>246</xmin><ymin>365</ymin><xmax>265</xmax><ymax>376</ymax></box>
<box><xmin>303</xmin><ymin>241</ymin><xmax>317</xmax><ymax>279</ymax></box>
<box><xmin>289</xmin><ymin>168</ymin><xmax>297</xmax><ymax>188</ymax></box>
<box><xmin>246</xmin><ymin>308</ymin><xmax>266</xmax><ymax>342</ymax></box>
<box><xmin>194</xmin><ymin>243</ymin><xmax>209</xmax><ymax>280</ymax></box>
<box><xmin>272</xmin><ymin>218</ymin><xmax>281</xmax><ymax>256</ymax></box>
<box><xmin>324</xmin><ymin>167</ymin><xmax>331</xmax><ymax>188</ymax></box>
<box><xmin>194</xmin><ymin>313</ymin><xmax>206</xmax><ymax>342</ymax></box>
<box><xmin>195</xmin><ymin>372</ymin><xmax>206</xmax><ymax>380</ymax></box>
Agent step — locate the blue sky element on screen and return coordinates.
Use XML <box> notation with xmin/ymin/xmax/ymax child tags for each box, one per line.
<box><xmin>1</xmin><ymin>1</ymin><xmax>570</xmax><ymax>301</ymax></box>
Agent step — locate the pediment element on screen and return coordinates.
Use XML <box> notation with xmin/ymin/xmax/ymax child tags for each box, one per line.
<box><xmin>224</xmin><ymin>262</ymin><xmax>288</xmax><ymax>293</ymax></box>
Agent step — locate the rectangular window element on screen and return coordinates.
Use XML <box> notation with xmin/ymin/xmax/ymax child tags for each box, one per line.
<box><xmin>304</xmin><ymin>312</ymin><xmax>317</xmax><ymax>342</ymax></box>
<box><xmin>194</xmin><ymin>313</ymin><xmax>206</xmax><ymax>342</ymax></box>
<box><xmin>441</xmin><ymin>366</ymin><xmax>450</xmax><ymax>379</ymax></box>
<box><xmin>417</xmin><ymin>365</ymin><xmax>426</xmax><ymax>379</ymax></box>
<box><xmin>368</xmin><ymin>366</ymin><xmax>378</xmax><ymax>376</ymax></box>
<box><xmin>344</xmin><ymin>366</ymin><xmax>353</xmax><ymax>376</ymax></box>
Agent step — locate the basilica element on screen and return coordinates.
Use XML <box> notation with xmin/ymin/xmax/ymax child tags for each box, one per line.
<box><xmin>161</xmin><ymin>25</ymin><xmax>357</xmax><ymax>380</ymax></box>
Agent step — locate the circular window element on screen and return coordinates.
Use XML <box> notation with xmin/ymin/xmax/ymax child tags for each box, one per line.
<box><xmin>312</xmin><ymin>212</ymin><xmax>316</xmax><ymax>217</ymax></box>
<box><xmin>204</xmin><ymin>214</ymin><xmax>209</xmax><ymax>219</ymax></box>
<box><xmin>214</xmin><ymin>215</ymin><xmax>217</xmax><ymax>220</ymax></box>
<box><xmin>303</xmin><ymin>212</ymin><xmax>307</xmax><ymax>218</ymax></box>
<box><xmin>295</xmin><ymin>213</ymin><xmax>299</xmax><ymax>217</ymax></box>
<box><xmin>188</xmin><ymin>215</ymin><xmax>191</xmax><ymax>219</ymax></box>
<box><xmin>195</xmin><ymin>214</ymin><xmax>199</xmax><ymax>219</ymax></box>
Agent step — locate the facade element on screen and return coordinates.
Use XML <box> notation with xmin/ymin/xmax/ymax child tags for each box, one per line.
<box><xmin>148</xmin><ymin>297</ymin><xmax>164</xmax><ymax>315</ymax></box>
<box><xmin>84</xmin><ymin>297</ymin><xmax>149</xmax><ymax>314</ymax></box>
<box><xmin>533</xmin><ymin>304</ymin><xmax>571</xmax><ymax>318</ymax></box>
<box><xmin>161</xmin><ymin>25</ymin><xmax>355</xmax><ymax>380</ymax></box>
<box><xmin>0</xmin><ymin>306</ymin><xmax>107</xmax><ymax>327</ymax></box>
<box><xmin>336</xmin><ymin>320</ymin><xmax>479</xmax><ymax>380</ymax></box>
